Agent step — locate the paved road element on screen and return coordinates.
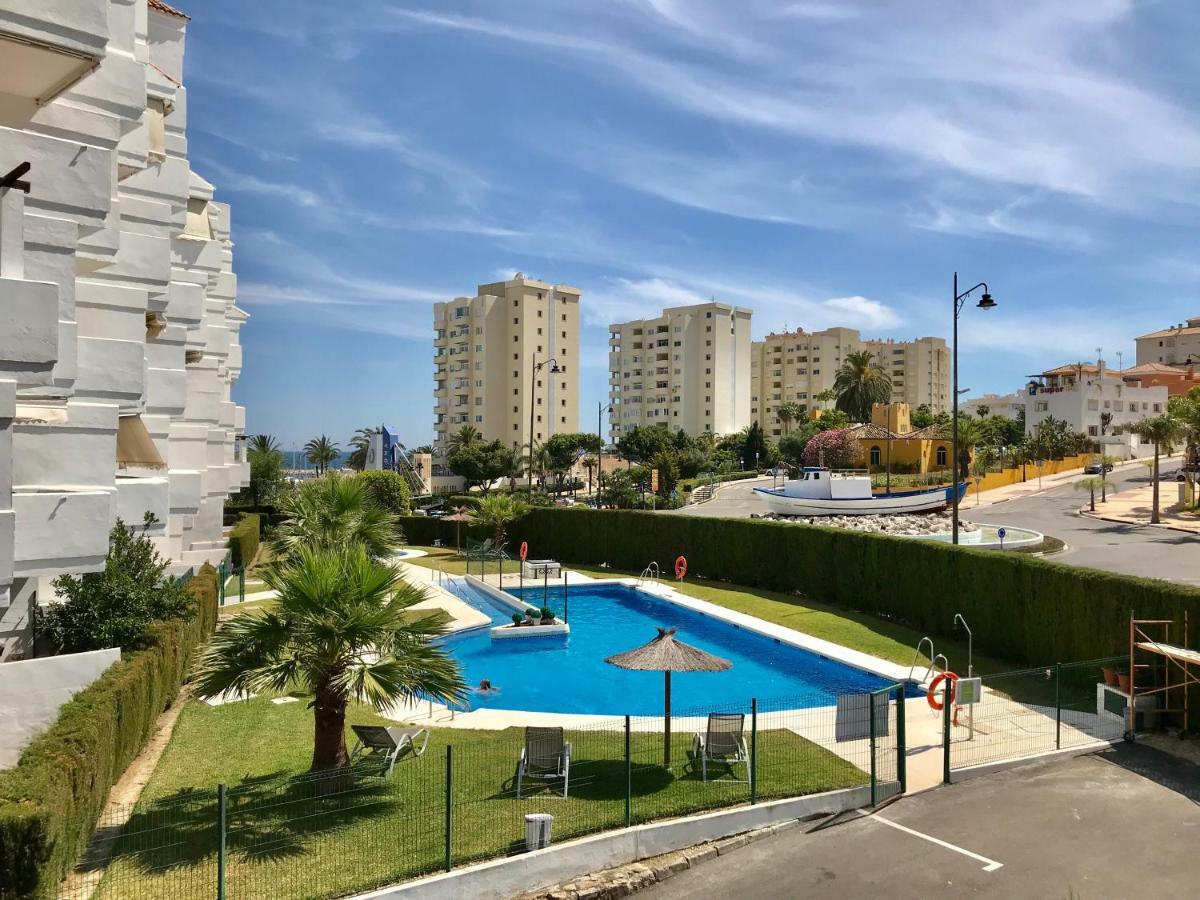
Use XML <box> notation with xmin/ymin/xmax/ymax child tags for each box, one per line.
<box><xmin>644</xmin><ymin>746</ymin><xmax>1200</xmax><ymax>900</ymax></box>
<box><xmin>672</xmin><ymin>464</ymin><xmax>1200</xmax><ymax>584</ymax></box>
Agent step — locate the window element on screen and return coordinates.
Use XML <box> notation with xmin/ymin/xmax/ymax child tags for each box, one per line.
<box><xmin>1154</xmin><ymin>403</ymin><xmax>1162</xmax><ymax>412</ymax></box>
<box><xmin>513</xmin><ymin>335</ymin><xmax>518</xmax><ymax>342</ymax></box>
<box><xmin>870</xmin><ymin>446</ymin><xmax>881</xmax><ymax>466</ymax></box>
<box><xmin>513</xmin><ymin>353</ymin><xmax>519</xmax><ymax>360</ymax></box>
<box><xmin>537</xmin><ymin>328</ymin><xmax>543</xmax><ymax>335</ymax></box>
<box><xmin>538</xmin><ymin>310</ymin><xmax>543</xmax><ymax>318</ymax></box>
<box><xmin>513</xmin><ymin>388</ymin><xmax>519</xmax><ymax>395</ymax></box>
<box><xmin>513</xmin><ymin>406</ymin><xmax>518</xmax><ymax>413</ymax></box>
<box><xmin>513</xmin><ymin>317</ymin><xmax>519</xmax><ymax>325</ymax></box>
<box><xmin>936</xmin><ymin>446</ymin><xmax>948</xmax><ymax>467</ymax></box>
<box><xmin>1088</xmin><ymin>425</ymin><xmax>1098</xmax><ymax>436</ymax></box>
<box><xmin>475</xmin><ymin>326</ymin><xmax>483</xmax><ymax>335</ymax></box>
<box><xmin>514</xmin><ymin>423</ymin><xmax>519</xmax><ymax>431</ymax></box>
<box><xmin>475</xmin><ymin>344</ymin><xmax>483</xmax><ymax>352</ymax></box>
<box><xmin>475</xmin><ymin>415</ymin><xmax>483</xmax><ymax>423</ymax></box>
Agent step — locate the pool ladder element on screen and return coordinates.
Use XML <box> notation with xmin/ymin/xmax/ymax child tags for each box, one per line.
<box><xmin>636</xmin><ymin>561</ymin><xmax>660</xmax><ymax>585</ymax></box>
<box><xmin>908</xmin><ymin>636</ymin><xmax>950</xmax><ymax>684</ymax></box>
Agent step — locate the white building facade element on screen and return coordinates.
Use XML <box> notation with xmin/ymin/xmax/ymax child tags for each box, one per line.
<box><xmin>0</xmin><ymin>0</ymin><xmax>249</xmax><ymax>660</ymax></box>
<box><xmin>609</xmin><ymin>302</ymin><xmax>752</xmax><ymax>441</ymax></box>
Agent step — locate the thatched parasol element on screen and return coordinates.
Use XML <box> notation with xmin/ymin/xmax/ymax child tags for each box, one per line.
<box><xmin>606</xmin><ymin>628</ymin><xmax>731</xmax><ymax>766</ymax></box>
<box><xmin>443</xmin><ymin>507</ymin><xmax>473</xmax><ymax>550</ymax></box>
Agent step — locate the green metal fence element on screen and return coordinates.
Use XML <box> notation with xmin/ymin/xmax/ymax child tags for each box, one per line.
<box><xmin>62</xmin><ymin>687</ymin><xmax>903</xmax><ymax>900</ymax></box>
<box><xmin>945</xmin><ymin>656</ymin><xmax>1130</xmax><ymax>776</ymax></box>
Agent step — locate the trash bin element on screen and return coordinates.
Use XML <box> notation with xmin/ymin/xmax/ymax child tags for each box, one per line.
<box><xmin>525</xmin><ymin>813</ymin><xmax>554</xmax><ymax>851</ymax></box>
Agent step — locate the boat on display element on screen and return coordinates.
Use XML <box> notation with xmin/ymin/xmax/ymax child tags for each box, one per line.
<box><xmin>753</xmin><ymin>468</ymin><xmax>967</xmax><ymax>516</ymax></box>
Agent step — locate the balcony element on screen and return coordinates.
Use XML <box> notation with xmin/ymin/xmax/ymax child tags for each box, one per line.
<box><xmin>13</xmin><ymin>487</ymin><xmax>112</xmax><ymax>577</ymax></box>
<box><xmin>0</xmin><ymin>0</ymin><xmax>107</xmax><ymax>105</ymax></box>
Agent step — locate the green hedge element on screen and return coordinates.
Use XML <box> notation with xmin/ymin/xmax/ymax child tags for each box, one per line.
<box><xmin>0</xmin><ymin>566</ymin><xmax>219</xmax><ymax>899</ymax></box>
<box><xmin>396</xmin><ymin>515</ymin><xmax>488</xmax><ymax>549</ymax></box>
<box><xmin>227</xmin><ymin>513</ymin><xmax>261</xmax><ymax>568</ymax></box>
<box><xmin>507</xmin><ymin>509</ymin><xmax>1200</xmax><ymax>666</ymax></box>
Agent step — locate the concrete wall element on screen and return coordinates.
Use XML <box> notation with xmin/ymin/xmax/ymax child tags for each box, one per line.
<box><xmin>0</xmin><ymin>647</ymin><xmax>119</xmax><ymax>768</ymax></box>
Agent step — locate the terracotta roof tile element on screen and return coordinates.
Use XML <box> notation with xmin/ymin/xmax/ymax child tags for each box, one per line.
<box><xmin>148</xmin><ymin>0</ymin><xmax>189</xmax><ymax>20</ymax></box>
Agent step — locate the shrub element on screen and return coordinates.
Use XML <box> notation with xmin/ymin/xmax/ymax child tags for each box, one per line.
<box><xmin>357</xmin><ymin>470</ymin><xmax>412</xmax><ymax>515</ymax></box>
<box><xmin>227</xmin><ymin>512</ymin><xmax>261</xmax><ymax>568</ymax></box>
<box><xmin>37</xmin><ymin>515</ymin><xmax>193</xmax><ymax>653</ymax></box>
<box><xmin>802</xmin><ymin>429</ymin><xmax>858</xmax><ymax>469</ymax></box>
<box><xmin>0</xmin><ymin>566</ymin><xmax>218</xmax><ymax>898</ymax></box>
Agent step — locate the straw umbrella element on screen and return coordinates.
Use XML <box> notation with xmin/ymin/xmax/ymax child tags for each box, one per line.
<box><xmin>443</xmin><ymin>507</ymin><xmax>473</xmax><ymax>551</ymax></box>
<box><xmin>606</xmin><ymin>628</ymin><xmax>731</xmax><ymax>767</ymax></box>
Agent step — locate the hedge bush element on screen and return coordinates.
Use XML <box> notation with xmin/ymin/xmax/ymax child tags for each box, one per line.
<box><xmin>396</xmin><ymin>515</ymin><xmax>488</xmax><ymax>548</ymax></box>
<box><xmin>356</xmin><ymin>470</ymin><xmax>411</xmax><ymax>515</ymax></box>
<box><xmin>0</xmin><ymin>566</ymin><xmax>218</xmax><ymax>899</ymax></box>
<box><xmin>227</xmin><ymin>513</ymin><xmax>261</xmax><ymax>568</ymax></box>
<box><xmin>506</xmin><ymin>509</ymin><xmax>1200</xmax><ymax>666</ymax></box>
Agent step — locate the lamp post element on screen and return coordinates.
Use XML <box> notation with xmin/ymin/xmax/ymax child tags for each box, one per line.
<box><xmin>597</xmin><ymin>400</ymin><xmax>612</xmax><ymax>501</ymax></box>
<box><xmin>528</xmin><ymin>355</ymin><xmax>560</xmax><ymax>492</ymax></box>
<box><xmin>952</xmin><ymin>273</ymin><xmax>997</xmax><ymax>545</ymax></box>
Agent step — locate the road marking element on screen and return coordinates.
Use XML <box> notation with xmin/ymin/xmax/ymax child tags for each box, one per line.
<box><xmin>870</xmin><ymin>814</ymin><xmax>1004</xmax><ymax>872</ymax></box>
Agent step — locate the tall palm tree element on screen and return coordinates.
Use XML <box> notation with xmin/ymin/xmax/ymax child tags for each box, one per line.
<box><xmin>248</xmin><ymin>434</ymin><xmax>280</xmax><ymax>455</ymax></box>
<box><xmin>949</xmin><ymin>415</ymin><xmax>982</xmax><ymax>478</ymax></box>
<box><xmin>581</xmin><ymin>455</ymin><xmax>598</xmax><ymax>495</ymax></box>
<box><xmin>275</xmin><ymin>475</ymin><xmax>400</xmax><ymax>560</ymax></box>
<box><xmin>304</xmin><ymin>435</ymin><xmax>339</xmax><ymax>474</ymax></box>
<box><xmin>447</xmin><ymin>425</ymin><xmax>481</xmax><ymax>456</ymax></box>
<box><xmin>471</xmin><ymin>493</ymin><xmax>529</xmax><ymax>546</ymax></box>
<box><xmin>1132</xmin><ymin>415</ymin><xmax>1181</xmax><ymax>524</ymax></box>
<box><xmin>1075</xmin><ymin>476</ymin><xmax>1104</xmax><ymax>512</ymax></box>
<box><xmin>833</xmin><ymin>351</ymin><xmax>892</xmax><ymax>423</ymax></box>
<box><xmin>777</xmin><ymin>401</ymin><xmax>805</xmax><ymax>436</ymax></box>
<box><xmin>193</xmin><ymin>545</ymin><xmax>466</xmax><ymax>772</ymax></box>
<box><xmin>347</xmin><ymin>426</ymin><xmax>381</xmax><ymax>472</ymax></box>
<box><xmin>523</xmin><ymin>440</ymin><xmax>551</xmax><ymax>490</ymax></box>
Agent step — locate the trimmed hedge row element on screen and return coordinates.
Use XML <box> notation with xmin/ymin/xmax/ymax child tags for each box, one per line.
<box><xmin>0</xmin><ymin>566</ymin><xmax>219</xmax><ymax>899</ymax></box>
<box><xmin>396</xmin><ymin>515</ymin><xmax>489</xmax><ymax>549</ymax></box>
<box><xmin>506</xmin><ymin>509</ymin><xmax>1200</xmax><ymax>666</ymax></box>
<box><xmin>227</xmin><ymin>513</ymin><xmax>261</xmax><ymax>568</ymax></box>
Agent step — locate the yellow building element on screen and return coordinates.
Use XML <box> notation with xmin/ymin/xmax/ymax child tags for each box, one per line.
<box><xmin>846</xmin><ymin>403</ymin><xmax>956</xmax><ymax>475</ymax></box>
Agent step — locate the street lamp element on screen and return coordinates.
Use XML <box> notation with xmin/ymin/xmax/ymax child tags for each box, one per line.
<box><xmin>528</xmin><ymin>355</ymin><xmax>560</xmax><ymax>491</ymax></box>
<box><xmin>952</xmin><ymin>273</ymin><xmax>997</xmax><ymax>545</ymax></box>
<box><xmin>597</xmin><ymin>401</ymin><xmax>612</xmax><ymax>501</ymax></box>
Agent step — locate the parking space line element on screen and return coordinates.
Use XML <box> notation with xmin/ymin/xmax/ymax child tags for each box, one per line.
<box><xmin>870</xmin><ymin>814</ymin><xmax>1004</xmax><ymax>872</ymax></box>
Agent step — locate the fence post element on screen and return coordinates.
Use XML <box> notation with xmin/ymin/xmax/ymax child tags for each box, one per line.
<box><xmin>942</xmin><ymin>681</ymin><xmax>952</xmax><ymax>785</ymax></box>
<box><xmin>624</xmin><ymin>715</ymin><xmax>632</xmax><ymax>827</ymax></box>
<box><xmin>216</xmin><ymin>783</ymin><xmax>227</xmax><ymax>900</ymax></box>
<box><xmin>895</xmin><ymin>685</ymin><xmax>906</xmax><ymax>795</ymax></box>
<box><xmin>444</xmin><ymin>745</ymin><xmax>453</xmax><ymax>872</ymax></box>
<box><xmin>1055</xmin><ymin>662</ymin><xmax>1062</xmax><ymax>751</ymax></box>
<box><xmin>218</xmin><ymin>561</ymin><xmax>226</xmax><ymax>606</ymax></box>
<box><xmin>238</xmin><ymin>567</ymin><xmax>245</xmax><ymax>604</ymax></box>
<box><xmin>750</xmin><ymin>698</ymin><xmax>758</xmax><ymax>805</ymax></box>
<box><xmin>562</xmin><ymin>571</ymin><xmax>569</xmax><ymax>623</ymax></box>
<box><xmin>869</xmin><ymin>692</ymin><xmax>877</xmax><ymax>807</ymax></box>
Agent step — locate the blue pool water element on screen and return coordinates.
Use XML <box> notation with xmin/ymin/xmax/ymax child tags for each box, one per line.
<box><xmin>442</xmin><ymin>580</ymin><xmax>911</xmax><ymax>715</ymax></box>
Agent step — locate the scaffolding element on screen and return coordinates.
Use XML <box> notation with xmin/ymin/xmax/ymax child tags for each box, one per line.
<box><xmin>1126</xmin><ymin>613</ymin><xmax>1197</xmax><ymax>740</ymax></box>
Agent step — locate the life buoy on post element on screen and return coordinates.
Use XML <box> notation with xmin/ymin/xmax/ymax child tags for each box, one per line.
<box><xmin>927</xmin><ymin>671</ymin><xmax>958</xmax><ymax>711</ymax></box>
<box><xmin>519</xmin><ymin>541</ymin><xmax>529</xmax><ymax>562</ymax></box>
<box><xmin>674</xmin><ymin>556</ymin><xmax>687</xmax><ymax>580</ymax></box>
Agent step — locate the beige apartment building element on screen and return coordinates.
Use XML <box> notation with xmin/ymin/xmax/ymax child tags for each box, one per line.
<box><xmin>751</xmin><ymin>328</ymin><xmax>949</xmax><ymax>437</ymax></box>
<box><xmin>608</xmin><ymin>303</ymin><xmax>752</xmax><ymax>441</ymax></box>
<box><xmin>433</xmin><ymin>274</ymin><xmax>580</xmax><ymax>452</ymax></box>
<box><xmin>1135</xmin><ymin>317</ymin><xmax>1200</xmax><ymax>366</ymax></box>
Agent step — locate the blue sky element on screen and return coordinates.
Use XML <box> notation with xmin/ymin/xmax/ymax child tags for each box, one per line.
<box><xmin>184</xmin><ymin>0</ymin><xmax>1200</xmax><ymax>452</ymax></box>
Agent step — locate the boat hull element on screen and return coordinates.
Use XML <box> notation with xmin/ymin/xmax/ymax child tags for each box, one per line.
<box><xmin>753</xmin><ymin>484</ymin><xmax>965</xmax><ymax>516</ymax></box>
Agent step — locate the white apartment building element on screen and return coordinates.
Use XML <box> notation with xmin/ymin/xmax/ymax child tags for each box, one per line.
<box><xmin>751</xmin><ymin>328</ymin><xmax>949</xmax><ymax>437</ymax></box>
<box><xmin>1135</xmin><ymin>317</ymin><xmax>1200</xmax><ymax>366</ymax></box>
<box><xmin>433</xmin><ymin>274</ymin><xmax>580</xmax><ymax>452</ymax></box>
<box><xmin>0</xmin><ymin>0</ymin><xmax>249</xmax><ymax>660</ymax></box>
<box><xmin>1023</xmin><ymin>364</ymin><xmax>1165</xmax><ymax>459</ymax></box>
<box><xmin>961</xmin><ymin>392</ymin><xmax>1025</xmax><ymax>419</ymax></box>
<box><xmin>608</xmin><ymin>303</ymin><xmax>752</xmax><ymax>441</ymax></box>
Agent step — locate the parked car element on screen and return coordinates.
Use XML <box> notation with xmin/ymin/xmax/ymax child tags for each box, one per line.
<box><xmin>764</xmin><ymin>467</ymin><xmax>788</xmax><ymax>477</ymax></box>
<box><xmin>1083</xmin><ymin>462</ymin><xmax>1114</xmax><ymax>474</ymax></box>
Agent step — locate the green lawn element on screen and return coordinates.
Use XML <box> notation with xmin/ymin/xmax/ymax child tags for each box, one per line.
<box><xmin>95</xmin><ymin>697</ymin><xmax>862</xmax><ymax>900</ymax></box>
<box><xmin>402</xmin><ymin>546</ymin><xmax>1016</xmax><ymax>676</ymax></box>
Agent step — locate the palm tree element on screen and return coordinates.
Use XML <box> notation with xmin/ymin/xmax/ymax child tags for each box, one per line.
<box><xmin>815</xmin><ymin>388</ymin><xmax>837</xmax><ymax>411</ymax></box>
<box><xmin>346</xmin><ymin>426</ymin><xmax>381</xmax><ymax>472</ymax></box>
<box><xmin>275</xmin><ymin>475</ymin><xmax>400</xmax><ymax>560</ymax></box>
<box><xmin>1099</xmin><ymin>453</ymin><xmax>1118</xmax><ymax>502</ymax></box>
<box><xmin>447</xmin><ymin>425</ymin><xmax>481</xmax><ymax>456</ymax></box>
<box><xmin>523</xmin><ymin>441</ymin><xmax>551</xmax><ymax>491</ymax></box>
<box><xmin>471</xmin><ymin>493</ymin><xmax>529</xmax><ymax>546</ymax></box>
<box><xmin>951</xmin><ymin>415</ymin><xmax>982</xmax><ymax>478</ymax></box>
<box><xmin>1132</xmin><ymin>415</ymin><xmax>1181</xmax><ymax>524</ymax></box>
<box><xmin>581</xmin><ymin>455</ymin><xmax>598</xmax><ymax>495</ymax></box>
<box><xmin>192</xmin><ymin>545</ymin><xmax>466</xmax><ymax>772</ymax></box>
<box><xmin>248</xmin><ymin>434</ymin><xmax>280</xmax><ymax>455</ymax></box>
<box><xmin>1075</xmin><ymin>476</ymin><xmax>1104</xmax><ymax>512</ymax></box>
<box><xmin>833</xmin><ymin>351</ymin><xmax>892</xmax><ymax>423</ymax></box>
<box><xmin>776</xmin><ymin>401</ymin><xmax>805</xmax><ymax>436</ymax></box>
<box><xmin>304</xmin><ymin>435</ymin><xmax>339</xmax><ymax>474</ymax></box>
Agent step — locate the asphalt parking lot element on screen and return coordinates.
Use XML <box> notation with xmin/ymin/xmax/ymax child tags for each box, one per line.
<box><xmin>644</xmin><ymin>745</ymin><xmax>1200</xmax><ymax>899</ymax></box>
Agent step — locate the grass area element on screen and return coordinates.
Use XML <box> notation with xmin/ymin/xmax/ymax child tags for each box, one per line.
<box><xmin>402</xmin><ymin>546</ymin><xmax>1014</xmax><ymax>676</ymax></box>
<box><xmin>223</xmin><ymin>575</ymin><xmax>268</xmax><ymax>595</ymax></box>
<box><xmin>95</xmin><ymin>696</ymin><xmax>862</xmax><ymax>900</ymax></box>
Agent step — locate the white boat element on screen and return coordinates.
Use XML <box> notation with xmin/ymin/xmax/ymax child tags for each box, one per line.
<box><xmin>753</xmin><ymin>468</ymin><xmax>966</xmax><ymax>516</ymax></box>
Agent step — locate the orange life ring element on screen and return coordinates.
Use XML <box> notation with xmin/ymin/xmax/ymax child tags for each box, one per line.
<box><xmin>674</xmin><ymin>556</ymin><xmax>687</xmax><ymax>580</ymax></box>
<box><xmin>927</xmin><ymin>671</ymin><xmax>958</xmax><ymax>711</ymax></box>
<box><xmin>519</xmin><ymin>541</ymin><xmax>528</xmax><ymax>562</ymax></box>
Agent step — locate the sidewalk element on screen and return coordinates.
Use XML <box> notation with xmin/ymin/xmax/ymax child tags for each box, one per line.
<box><xmin>969</xmin><ymin>457</ymin><xmax>1146</xmax><ymax>509</ymax></box>
<box><xmin>1078</xmin><ymin>481</ymin><xmax>1200</xmax><ymax>534</ymax></box>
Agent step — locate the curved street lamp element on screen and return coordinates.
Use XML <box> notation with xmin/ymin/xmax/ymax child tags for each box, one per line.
<box><xmin>952</xmin><ymin>273</ymin><xmax>997</xmax><ymax>545</ymax></box>
<box><xmin>528</xmin><ymin>355</ymin><xmax>561</xmax><ymax>491</ymax></box>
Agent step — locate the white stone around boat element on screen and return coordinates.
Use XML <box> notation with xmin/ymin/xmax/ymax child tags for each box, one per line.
<box><xmin>753</xmin><ymin>510</ymin><xmax>978</xmax><ymax>536</ymax></box>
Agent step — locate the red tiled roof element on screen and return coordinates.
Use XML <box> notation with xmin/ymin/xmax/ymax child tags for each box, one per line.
<box><xmin>1122</xmin><ymin>362</ymin><xmax>1188</xmax><ymax>376</ymax></box>
<box><xmin>149</xmin><ymin>0</ymin><xmax>189</xmax><ymax>20</ymax></box>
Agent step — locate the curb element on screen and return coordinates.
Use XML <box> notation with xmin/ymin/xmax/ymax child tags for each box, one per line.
<box><xmin>1078</xmin><ymin>508</ymin><xmax>1200</xmax><ymax>536</ymax></box>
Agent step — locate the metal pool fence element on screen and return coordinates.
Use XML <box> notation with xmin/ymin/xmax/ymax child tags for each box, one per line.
<box><xmin>945</xmin><ymin>656</ymin><xmax>1130</xmax><ymax>776</ymax></box>
<box><xmin>59</xmin><ymin>686</ymin><xmax>905</xmax><ymax>900</ymax></box>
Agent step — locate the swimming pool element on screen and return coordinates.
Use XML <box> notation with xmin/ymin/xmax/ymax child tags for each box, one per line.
<box><xmin>442</xmin><ymin>580</ymin><xmax>912</xmax><ymax>715</ymax></box>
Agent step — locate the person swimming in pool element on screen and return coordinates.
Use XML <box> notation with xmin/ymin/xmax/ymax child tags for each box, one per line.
<box><xmin>477</xmin><ymin>679</ymin><xmax>499</xmax><ymax>695</ymax></box>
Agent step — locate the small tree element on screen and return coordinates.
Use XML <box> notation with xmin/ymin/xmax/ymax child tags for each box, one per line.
<box><xmin>471</xmin><ymin>493</ymin><xmax>529</xmax><ymax>545</ymax></box>
<box><xmin>802</xmin><ymin>428</ymin><xmax>859</xmax><ymax>469</ymax></box>
<box><xmin>357</xmin><ymin>469</ymin><xmax>412</xmax><ymax>515</ymax></box>
<box><xmin>1075</xmin><ymin>476</ymin><xmax>1104</xmax><ymax>512</ymax></box>
<box><xmin>38</xmin><ymin>514</ymin><xmax>192</xmax><ymax>653</ymax></box>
